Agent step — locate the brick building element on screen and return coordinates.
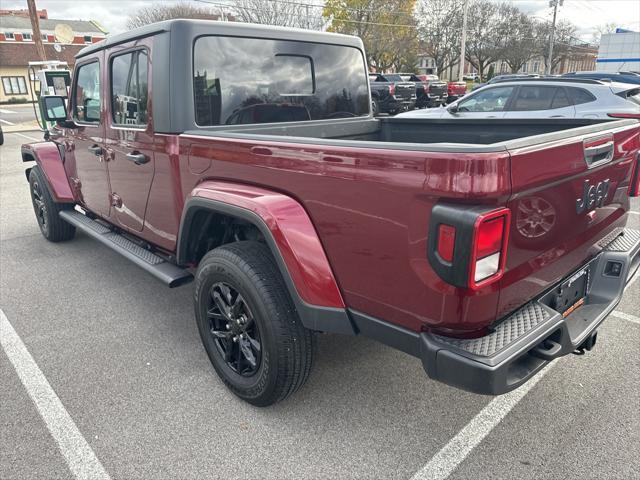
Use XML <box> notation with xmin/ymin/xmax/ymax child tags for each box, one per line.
<box><xmin>0</xmin><ymin>10</ymin><xmax>107</xmax><ymax>102</ymax></box>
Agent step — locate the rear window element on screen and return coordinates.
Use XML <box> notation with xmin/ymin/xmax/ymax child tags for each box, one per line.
<box><xmin>383</xmin><ymin>74</ymin><xmax>403</xmax><ymax>82</ymax></box>
<box><xmin>621</xmin><ymin>88</ymin><xmax>640</xmax><ymax>106</ymax></box>
<box><xmin>193</xmin><ymin>36</ymin><xmax>369</xmax><ymax>126</ymax></box>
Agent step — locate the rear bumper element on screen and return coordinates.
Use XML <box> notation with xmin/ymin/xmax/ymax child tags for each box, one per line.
<box><xmin>420</xmin><ymin>228</ymin><xmax>640</xmax><ymax>395</ymax></box>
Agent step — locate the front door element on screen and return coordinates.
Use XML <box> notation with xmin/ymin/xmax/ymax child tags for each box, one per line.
<box><xmin>104</xmin><ymin>45</ymin><xmax>154</xmax><ymax>232</ymax></box>
<box><xmin>68</xmin><ymin>57</ymin><xmax>110</xmax><ymax>216</ymax></box>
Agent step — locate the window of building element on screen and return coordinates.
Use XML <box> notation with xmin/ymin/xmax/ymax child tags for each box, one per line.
<box><xmin>193</xmin><ymin>36</ymin><xmax>369</xmax><ymax>126</ymax></box>
<box><xmin>111</xmin><ymin>49</ymin><xmax>149</xmax><ymax>126</ymax></box>
<box><xmin>84</xmin><ymin>35</ymin><xmax>92</xmax><ymax>44</ymax></box>
<box><xmin>2</xmin><ymin>76</ymin><xmax>28</xmax><ymax>95</ymax></box>
<box><xmin>73</xmin><ymin>61</ymin><xmax>101</xmax><ymax>123</ymax></box>
<box><xmin>533</xmin><ymin>61</ymin><xmax>540</xmax><ymax>73</ymax></box>
<box><xmin>22</xmin><ymin>32</ymin><xmax>32</xmax><ymax>41</ymax></box>
<box><xmin>4</xmin><ymin>32</ymin><xmax>15</xmax><ymax>41</ymax></box>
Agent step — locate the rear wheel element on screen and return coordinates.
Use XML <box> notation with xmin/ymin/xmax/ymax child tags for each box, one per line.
<box><xmin>372</xmin><ymin>98</ymin><xmax>380</xmax><ymax>116</ymax></box>
<box><xmin>194</xmin><ymin>241</ymin><xmax>315</xmax><ymax>406</ymax></box>
<box><xmin>29</xmin><ymin>166</ymin><xmax>75</xmax><ymax>242</ymax></box>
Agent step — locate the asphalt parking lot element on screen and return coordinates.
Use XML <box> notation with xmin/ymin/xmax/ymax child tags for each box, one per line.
<box><xmin>1</xmin><ymin>130</ymin><xmax>639</xmax><ymax>480</ymax></box>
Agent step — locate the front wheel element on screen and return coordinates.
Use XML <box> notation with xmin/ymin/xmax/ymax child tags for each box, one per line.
<box><xmin>29</xmin><ymin>166</ymin><xmax>75</xmax><ymax>242</ymax></box>
<box><xmin>194</xmin><ymin>241</ymin><xmax>315</xmax><ymax>406</ymax></box>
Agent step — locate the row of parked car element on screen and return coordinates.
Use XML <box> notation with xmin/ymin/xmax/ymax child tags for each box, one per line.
<box><xmin>369</xmin><ymin>73</ymin><xmax>466</xmax><ymax>114</ymax></box>
<box><xmin>372</xmin><ymin>70</ymin><xmax>640</xmax><ymax>120</ymax></box>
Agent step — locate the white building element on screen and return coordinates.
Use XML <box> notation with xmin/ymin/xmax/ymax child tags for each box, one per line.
<box><xmin>596</xmin><ymin>30</ymin><xmax>640</xmax><ymax>72</ymax></box>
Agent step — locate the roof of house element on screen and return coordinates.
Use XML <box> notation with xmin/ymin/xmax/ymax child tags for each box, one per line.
<box><xmin>0</xmin><ymin>16</ymin><xmax>106</xmax><ymax>34</ymax></box>
<box><xmin>0</xmin><ymin>41</ymin><xmax>86</xmax><ymax>66</ymax></box>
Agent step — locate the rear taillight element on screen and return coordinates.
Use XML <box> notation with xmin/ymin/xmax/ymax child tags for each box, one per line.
<box><xmin>388</xmin><ymin>84</ymin><xmax>396</xmax><ymax>96</ymax></box>
<box><xmin>436</xmin><ymin>224</ymin><xmax>456</xmax><ymax>262</ymax></box>
<box><xmin>470</xmin><ymin>209</ymin><xmax>510</xmax><ymax>288</ymax></box>
<box><xmin>630</xmin><ymin>153</ymin><xmax>640</xmax><ymax>197</ymax></box>
<box><xmin>608</xmin><ymin>113</ymin><xmax>640</xmax><ymax>119</ymax></box>
<box><xmin>428</xmin><ymin>204</ymin><xmax>511</xmax><ymax>290</ymax></box>
<box><xmin>423</xmin><ymin>84</ymin><xmax>429</xmax><ymax>93</ymax></box>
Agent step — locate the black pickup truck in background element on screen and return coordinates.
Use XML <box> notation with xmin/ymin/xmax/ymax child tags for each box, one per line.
<box><xmin>400</xmin><ymin>73</ymin><xmax>448</xmax><ymax>108</ymax></box>
<box><xmin>369</xmin><ymin>73</ymin><xmax>416</xmax><ymax>114</ymax></box>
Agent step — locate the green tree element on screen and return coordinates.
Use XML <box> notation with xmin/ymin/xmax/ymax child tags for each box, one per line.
<box><xmin>323</xmin><ymin>0</ymin><xmax>419</xmax><ymax>72</ymax></box>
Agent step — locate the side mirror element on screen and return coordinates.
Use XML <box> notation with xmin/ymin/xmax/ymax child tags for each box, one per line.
<box><xmin>447</xmin><ymin>103</ymin><xmax>459</xmax><ymax>114</ymax></box>
<box><xmin>40</xmin><ymin>96</ymin><xmax>68</xmax><ymax>122</ymax></box>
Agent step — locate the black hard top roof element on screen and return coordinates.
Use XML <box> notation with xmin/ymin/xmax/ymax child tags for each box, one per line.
<box><xmin>76</xmin><ymin>19</ymin><xmax>363</xmax><ymax>59</ymax></box>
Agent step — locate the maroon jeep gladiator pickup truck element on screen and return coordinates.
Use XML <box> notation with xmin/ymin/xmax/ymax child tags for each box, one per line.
<box><xmin>25</xmin><ymin>20</ymin><xmax>640</xmax><ymax>406</ymax></box>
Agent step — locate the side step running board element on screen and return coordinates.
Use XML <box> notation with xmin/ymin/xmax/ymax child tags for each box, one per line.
<box><xmin>59</xmin><ymin>210</ymin><xmax>193</xmax><ymax>288</ymax></box>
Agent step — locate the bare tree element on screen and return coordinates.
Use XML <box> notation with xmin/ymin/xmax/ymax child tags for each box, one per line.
<box><xmin>417</xmin><ymin>0</ymin><xmax>463</xmax><ymax>77</ymax></box>
<box><xmin>233</xmin><ymin>0</ymin><xmax>325</xmax><ymax>29</ymax></box>
<box><xmin>498</xmin><ymin>6</ymin><xmax>536</xmax><ymax>73</ymax></box>
<box><xmin>127</xmin><ymin>2</ymin><xmax>222</xmax><ymax>29</ymax></box>
<box><xmin>464</xmin><ymin>0</ymin><xmax>504</xmax><ymax>81</ymax></box>
<box><xmin>534</xmin><ymin>19</ymin><xmax>577</xmax><ymax>73</ymax></box>
<box><xmin>592</xmin><ymin>22</ymin><xmax>617</xmax><ymax>44</ymax></box>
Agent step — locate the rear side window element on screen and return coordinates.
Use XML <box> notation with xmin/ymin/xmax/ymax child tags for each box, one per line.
<box><xmin>73</xmin><ymin>61</ymin><xmax>101</xmax><ymax>123</ymax></box>
<box><xmin>567</xmin><ymin>87</ymin><xmax>596</xmax><ymax>105</ymax></box>
<box><xmin>511</xmin><ymin>86</ymin><xmax>570</xmax><ymax>111</ymax></box>
<box><xmin>193</xmin><ymin>36</ymin><xmax>369</xmax><ymax>126</ymax></box>
<box><xmin>111</xmin><ymin>49</ymin><xmax>149</xmax><ymax>126</ymax></box>
<box><xmin>621</xmin><ymin>88</ymin><xmax>640</xmax><ymax>106</ymax></box>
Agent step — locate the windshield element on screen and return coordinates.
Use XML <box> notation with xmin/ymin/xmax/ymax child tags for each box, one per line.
<box><xmin>383</xmin><ymin>74</ymin><xmax>404</xmax><ymax>82</ymax></box>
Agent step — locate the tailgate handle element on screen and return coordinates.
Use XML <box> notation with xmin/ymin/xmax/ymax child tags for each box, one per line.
<box><xmin>584</xmin><ymin>137</ymin><xmax>614</xmax><ymax>167</ymax></box>
<box><xmin>251</xmin><ymin>146</ymin><xmax>273</xmax><ymax>156</ymax></box>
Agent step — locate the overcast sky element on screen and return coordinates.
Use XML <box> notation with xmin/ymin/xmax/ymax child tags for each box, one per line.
<box><xmin>1</xmin><ymin>0</ymin><xmax>639</xmax><ymax>40</ymax></box>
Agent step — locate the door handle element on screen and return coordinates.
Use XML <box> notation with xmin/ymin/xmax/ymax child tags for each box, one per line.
<box><xmin>250</xmin><ymin>146</ymin><xmax>273</xmax><ymax>156</ymax></box>
<box><xmin>88</xmin><ymin>145</ymin><xmax>103</xmax><ymax>156</ymax></box>
<box><xmin>126</xmin><ymin>152</ymin><xmax>149</xmax><ymax>165</ymax></box>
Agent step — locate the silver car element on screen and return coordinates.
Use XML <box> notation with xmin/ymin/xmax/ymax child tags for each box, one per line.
<box><xmin>397</xmin><ymin>79</ymin><xmax>640</xmax><ymax>119</ymax></box>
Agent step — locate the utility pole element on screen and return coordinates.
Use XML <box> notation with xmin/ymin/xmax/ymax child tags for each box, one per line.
<box><xmin>458</xmin><ymin>0</ymin><xmax>469</xmax><ymax>82</ymax></box>
<box><xmin>546</xmin><ymin>0</ymin><xmax>563</xmax><ymax>75</ymax></box>
<box><xmin>305</xmin><ymin>3</ymin><xmax>310</xmax><ymax>29</ymax></box>
<box><xmin>27</xmin><ymin>0</ymin><xmax>47</xmax><ymax>61</ymax></box>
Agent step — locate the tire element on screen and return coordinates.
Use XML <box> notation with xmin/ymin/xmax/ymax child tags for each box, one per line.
<box><xmin>194</xmin><ymin>241</ymin><xmax>315</xmax><ymax>407</ymax></box>
<box><xmin>29</xmin><ymin>166</ymin><xmax>75</xmax><ymax>242</ymax></box>
<box><xmin>372</xmin><ymin>97</ymin><xmax>380</xmax><ymax>116</ymax></box>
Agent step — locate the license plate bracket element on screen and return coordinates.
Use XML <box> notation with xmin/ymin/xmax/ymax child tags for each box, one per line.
<box><xmin>552</xmin><ymin>267</ymin><xmax>589</xmax><ymax>317</ymax></box>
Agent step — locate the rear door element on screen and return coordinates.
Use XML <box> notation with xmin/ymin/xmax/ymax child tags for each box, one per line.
<box><xmin>503</xmin><ymin>85</ymin><xmax>575</xmax><ymax>118</ymax></box>
<box><xmin>498</xmin><ymin>121</ymin><xmax>640</xmax><ymax>318</ymax></box>
<box><xmin>104</xmin><ymin>42</ymin><xmax>154</xmax><ymax>232</ymax></box>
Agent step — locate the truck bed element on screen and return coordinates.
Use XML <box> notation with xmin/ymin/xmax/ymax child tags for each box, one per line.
<box><xmin>184</xmin><ymin>117</ymin><xmax>618</xmax><ymax>149</ymax></box>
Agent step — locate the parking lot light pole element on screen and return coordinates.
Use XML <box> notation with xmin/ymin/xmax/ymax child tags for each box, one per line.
<box><xmin>459</xmin><ymin>0</ymin><xmax>469</xmax><ymax>82</ymax></box>
<box><xmin>546</xmin><ymin>0</ymin><xmax>564</xmax><ymax>75</ymax></box>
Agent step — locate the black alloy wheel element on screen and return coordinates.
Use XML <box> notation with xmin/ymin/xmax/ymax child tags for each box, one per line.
<box><xmin>207</xmin><ymin>282</ymin><xmax>261</xmax><ymax>376</ymax></box>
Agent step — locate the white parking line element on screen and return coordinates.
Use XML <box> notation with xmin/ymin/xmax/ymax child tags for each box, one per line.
<box><xmin>0</xmin><ymin>309</ymin><xmax>111</xmax><ymax>480</ymax></box>
<box><xmin>410</xmin><ymin>364</ymin><xmax>555</xmax><ymax>480</ymax></box>
<box><xmin>612</xmin><ymin>311</ymin><xmax>640</xmax><ymax>325</ymax></box>
<box><xmin>0</xmin><ymin>108</ymin><xmax>17</xmax><ymax>114</ymax></box>
<box><xmin>10</xmin><ymin>131</ymin><xmax>42</xmax><ymax>142</ymax></box>
<box><xmin>0</xmin><ymin>118</ymin><xmax>16</xmax><ymax>125</ymax></box>
<box><xmin>412</xmin><ymin>266</ymin><xmax>640</xmax><ymax>480</ymax></box>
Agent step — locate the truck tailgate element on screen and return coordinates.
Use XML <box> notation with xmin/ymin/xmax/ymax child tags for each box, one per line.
<box><xmin>498</xmin><ymin>121</ymin><xmax>640</xmax><ymax>318</ymax></box>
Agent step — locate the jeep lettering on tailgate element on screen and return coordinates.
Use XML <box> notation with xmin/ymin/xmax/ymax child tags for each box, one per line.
<box><xmin>576</xmin><ymin>179</ymin><xmax>610</xmax><ymax>214</ymax></box>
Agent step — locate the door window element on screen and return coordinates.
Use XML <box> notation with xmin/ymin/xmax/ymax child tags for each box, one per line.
<box><xmin>73</xmin><ymin>61</ymin><xmax>101</xmax><ymax>123</ymax></box>
<box><xmin>458</xmin><ymin>86</ymin><xmax>515</xmax><ymax>112</ymax></box>
<box><xmin>511</xmin><ymin>86</ymin><xmax>570</xmax><ymax>111</ymax></box>
<box><xmin>110</xmin><ymin>50</ymin><xmax>149</xmax><ymax>126</ymax></box>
